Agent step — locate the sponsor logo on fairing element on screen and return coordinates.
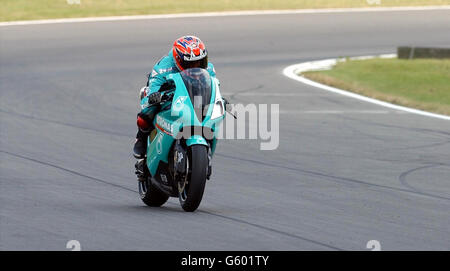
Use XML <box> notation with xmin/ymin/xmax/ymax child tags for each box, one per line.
<box><xmin>156</xmin><ymin>115</ymin><xmax>173</xmax><ymax>134</ymax></box>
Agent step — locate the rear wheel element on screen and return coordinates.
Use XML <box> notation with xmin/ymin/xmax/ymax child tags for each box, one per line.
<box><xmin>139</xmin><ymin>178</ymin><xmax>169</xmax><ymax>207</ymax></box>
<box><xmin>178</xmin><ymin>145</ymin><xmax>208</xmax><ymax>212</ymax></box>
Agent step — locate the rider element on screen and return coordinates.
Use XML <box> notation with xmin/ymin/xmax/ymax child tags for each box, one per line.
<box><xmin>133</xmin><ymin>35</ymin><xmax>217</xmax><ymax>159</ymax></box>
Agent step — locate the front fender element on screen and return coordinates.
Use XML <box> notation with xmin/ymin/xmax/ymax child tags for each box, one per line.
<box><xmin>186</xmin><ymin>135</ymin><xmax>208</xmax><ymax>147</ymax></box>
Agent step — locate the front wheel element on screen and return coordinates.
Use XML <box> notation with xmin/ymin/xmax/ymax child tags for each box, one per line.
<box><xmin>178</xmin><ymin>145</ymin><xmax>208</xmax><ymax>212</ymax></box>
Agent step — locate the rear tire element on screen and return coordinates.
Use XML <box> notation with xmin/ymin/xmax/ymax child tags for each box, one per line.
<box><xmin>139</xmin><ymin>178</ymin><xmax>169</xmax><ymax>207</ymax></box>
<box><xmin>179</xmin><ymin>145</ymin><xmax>208</xmax><ymax>212</ymax></box>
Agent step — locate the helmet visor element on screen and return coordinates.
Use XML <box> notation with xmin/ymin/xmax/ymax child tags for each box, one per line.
<box><xmin>181</xmin><ymin>55</ymin><xmax>208</xmax><ymax>70</ymax></box>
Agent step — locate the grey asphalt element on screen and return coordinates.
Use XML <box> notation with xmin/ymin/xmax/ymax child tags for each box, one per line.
<box><xmin>1</xmin><ymin>10</ymin><xmax>449</xmax><ymax>250</ymax></box>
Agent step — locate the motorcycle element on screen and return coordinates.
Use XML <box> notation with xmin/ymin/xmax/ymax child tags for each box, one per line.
<box><xmin>135</xmin><ymin>68</ymin><xmax>229</xmax><ymax>212</ymax></box>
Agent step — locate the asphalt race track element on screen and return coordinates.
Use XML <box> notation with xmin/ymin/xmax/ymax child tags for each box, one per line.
<box><xmin>1</xmin><ymin>9</ymin><xmax>449</xmax><ymax>250</ymax></box>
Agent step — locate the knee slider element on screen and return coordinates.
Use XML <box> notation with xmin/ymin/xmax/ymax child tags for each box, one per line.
<box><xmin>137</xmin><ymin>113</ymin><xmax>152</xmax><ymax>133</ymax></box>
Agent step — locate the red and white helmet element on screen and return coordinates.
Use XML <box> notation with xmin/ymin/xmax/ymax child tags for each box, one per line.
<box><xmin>172</xmin><ymin>35</ymin><xmax>208</xmax><ymax>71</ymax></box>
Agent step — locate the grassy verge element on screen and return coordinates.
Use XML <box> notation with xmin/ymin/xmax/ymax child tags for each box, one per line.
<box><xmin>303</xmin><ymin>58</ymin><xmax>450</xmax><ymax>115</ymax></box>
<box><xmin>1</xmin><ymin>0</ymin><xmax>450</xmax><ymax>22</ymax></box>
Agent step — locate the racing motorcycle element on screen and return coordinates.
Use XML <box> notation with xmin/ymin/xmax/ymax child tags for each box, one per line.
<box><xmin>134</xmin><ymin>68</ymin><xmax>230</xmax><ymax>212</ymax></box>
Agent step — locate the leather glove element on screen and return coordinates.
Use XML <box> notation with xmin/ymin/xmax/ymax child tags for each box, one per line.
<box><xmin>148</xmin><ymin>92</ymin><xmax>161</xmax><ymax>105</ymax></box>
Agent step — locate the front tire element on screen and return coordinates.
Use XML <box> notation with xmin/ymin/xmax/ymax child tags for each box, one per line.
<box><xmin>178</xmin><ymin>145</ymin><xmax>208</xmax><ymax>212</ymax></box>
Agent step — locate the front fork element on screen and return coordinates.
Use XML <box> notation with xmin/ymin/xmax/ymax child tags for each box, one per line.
<box><xmin>173</xmin><ymin>140</ymin><xmax>187</xmax><ymax>180</ymax></box>
<box><xmin>173</xmin><ymin>139</ymin><xmax>212</xmax><ymax>181</ymax></box>
<box><xmin>207</xmin><ymin>145</ymin><xmax>212</xmax><ymax>180</ymax></box>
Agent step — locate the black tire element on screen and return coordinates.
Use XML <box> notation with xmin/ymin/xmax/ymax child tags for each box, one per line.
<box><xmin>179</xmin><ymin>145</ymin><xmax>208</xmax><ymax>212</ymax></box>
<box><xmin>139</xmin><ymin>178</ymin><xmax>169</xmax><ymax>207</ymax></box>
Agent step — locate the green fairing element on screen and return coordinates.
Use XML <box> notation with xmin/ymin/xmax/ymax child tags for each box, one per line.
<box><xmin>146</xmin><ymin>69</ymin><xmax>225</xmax><ymax>176</ymax></box>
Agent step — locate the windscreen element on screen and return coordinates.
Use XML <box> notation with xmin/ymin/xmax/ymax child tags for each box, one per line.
<box><xmin>180</xmin><ymin>68</ymin><xmax>212</xmax><ymax>122</ymax></box>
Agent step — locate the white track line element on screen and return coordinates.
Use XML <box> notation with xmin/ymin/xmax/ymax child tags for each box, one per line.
<box><xmin>3</xmin><ymin>7</ymin><xmax>449</xmax><ymax>121</ymax></box>
<box><xmin>283</xmin><ymin>55</ymin><xmax>450</xmax><ymax>121</ymax></box>
<box><xmin>1</xmin><ymin>6</ymin><xmax>449</xmax><ymax>27</ymax></box>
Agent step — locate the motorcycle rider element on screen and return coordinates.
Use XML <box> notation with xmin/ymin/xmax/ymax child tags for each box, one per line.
<box><xmin>133</xmin><ymin>35</ymin><xmax>217</xmax><ymax>159</ymax></box>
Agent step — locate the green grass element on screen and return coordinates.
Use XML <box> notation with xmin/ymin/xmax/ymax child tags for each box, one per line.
<box><xmin>303</xmin><ymin>58</ymin><xmax>450</xmax><ymax>115</ymax></box>
<box><xmin>1</xmin><ymin>0</ymin><xmax>450</xmax><ymax>22</ymax></box>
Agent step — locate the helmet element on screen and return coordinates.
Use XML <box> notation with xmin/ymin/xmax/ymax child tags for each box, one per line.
<box><xmin>172</xmin><ymin>36</ymin><xmax>208</xmax><ymax>71</ymax></box>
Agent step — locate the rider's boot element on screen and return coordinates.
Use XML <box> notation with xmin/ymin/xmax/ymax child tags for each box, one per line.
<box><xmin>133</xmin><ymin>129</ymin><xmax>149</xmax><ymax>159</ymax></box>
